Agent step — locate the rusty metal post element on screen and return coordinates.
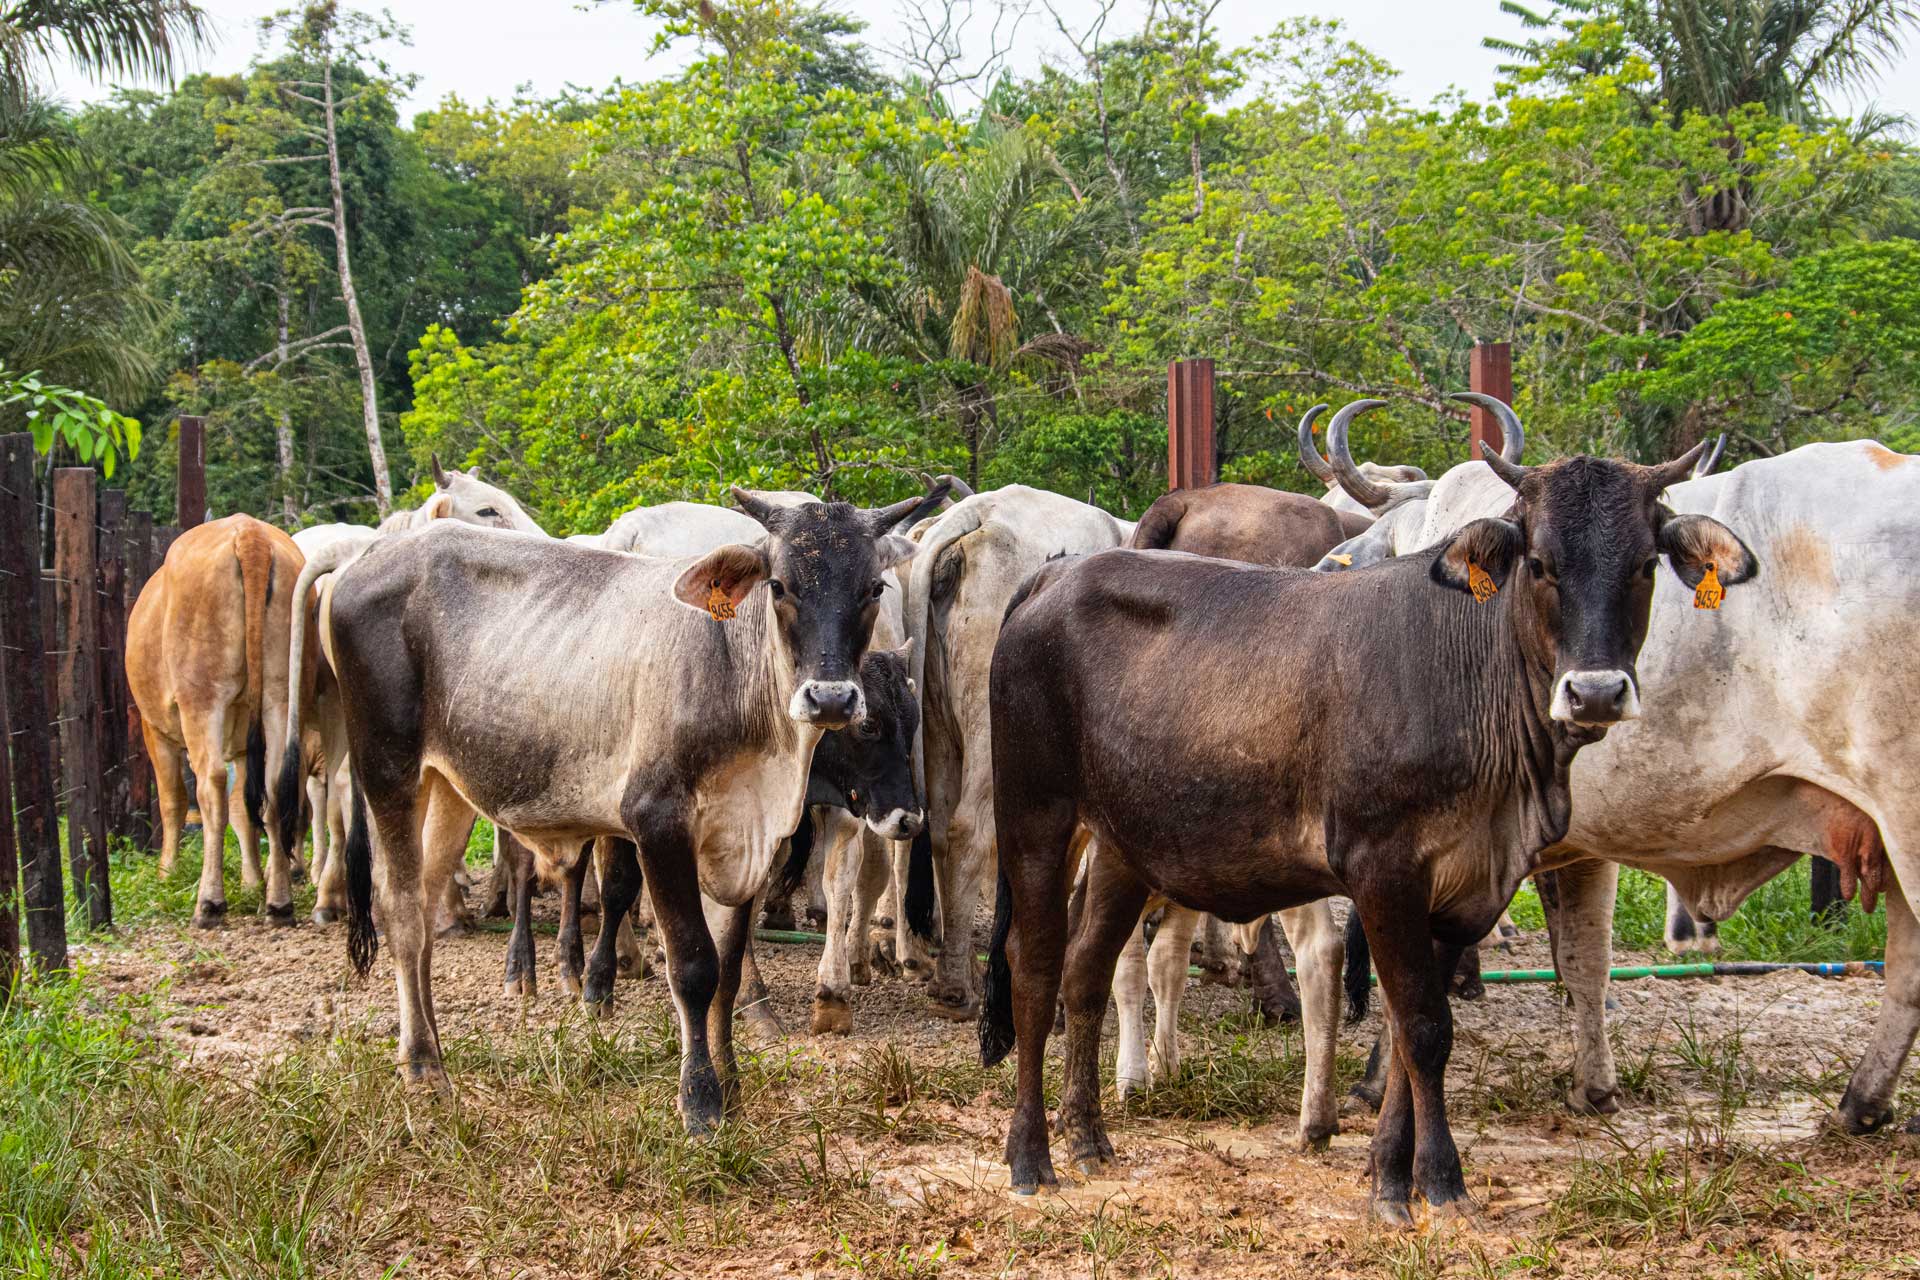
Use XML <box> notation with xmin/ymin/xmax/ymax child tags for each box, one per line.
<box><xmin>1167</xmin><ymin>359</ymin><xmax>1217</xmax><ymax>491</ymax></box>
<box><xmin>1468</xmin><ymin>342</ymin><xmax>1511</xmax><ymax>460</ymax></box>
<box><xmin>54</xmin><ymin>468</ymin><xmax>110</xmax><ymax>929</ymax></box>
<box><xmin>0</xmin><ymin>437</ymin><xmax>66</xmax><ymax>971</ymax></box>
<box><xmin>177</xmin><ymin>415</ymin><xmax>207</xmax><ymax>530</ymax></box>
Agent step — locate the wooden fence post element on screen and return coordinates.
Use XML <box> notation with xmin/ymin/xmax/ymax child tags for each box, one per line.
<box><xmin>0</xmin><ymin>643</ymin><xmax>17</xmax><ymax>1001</ymax></box>
<box><xmin>0</xmin><ymin>436</ymin><xmax>66</xmax><ymax>972</ymax></box>
<box><xmin>177</xmin><ymin>415</ymin><xmax>206</xmax><ymax>531</ymax></box>
<box><xmin>54</xmin><ymin>468</ymin><xmax>110</xmax><ymax>930</ymax></box>
<box><xmin>1167</xmin><ymin>358</ymin><xmax>1218</xmax><ymax>491</ymax></box>
<box><xmin>97</xmin><ymin>491</ymin><xmax>129</xmax><ymax>841</ymax></box>
<box><xmin>1468</xmin><ymin>342</ymin><xmax>1512</xmax><ymax>459</ymax></box>
<box><xmin>123</xmin><ymin>509</ymin><xmax>154</xmax><ymax>852</ymax></box>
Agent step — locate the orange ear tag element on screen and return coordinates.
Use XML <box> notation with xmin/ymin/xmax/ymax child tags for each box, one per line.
<box><xmin>1327</xmin><ymin>553</ymin><xmax>1353</xmax><ymax>567</ymax></box>
<box><xmin>705</xmin><ymin>582</ymin><xmax>737</xmax><ymax>622</ymax></box>
<box><xmin>1467</xmin><ymin>560</ymin><xmax>1497</xmax><ymax>604</ymax></box>
<box><xmin>1693</xmin><ymin>562</ymin><xmax>1723</xmax><ymax>611</ymax></box>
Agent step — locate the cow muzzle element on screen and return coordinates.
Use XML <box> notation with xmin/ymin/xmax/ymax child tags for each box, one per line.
<box><xmin>866</xmin><ymin>807</ymin><xmax>925</xmax><ymax>841</ymax></box>
<box><xmin>791</xmin><ymin>680</ymin><xmax>865</xmax><ymax>728</ymax></box>
<box><xmin>1550</xmin><ymin>669</ymin><xmax>1642</xmax><ymax>727</ymax></box>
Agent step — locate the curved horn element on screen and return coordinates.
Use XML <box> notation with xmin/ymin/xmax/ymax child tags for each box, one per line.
<box><xmin>431</xmin><ymin>454</ymin><xmax>450</xmax><ymax>489</ymax></box>
<box><xmin>1294</xmin><ymin>404</ymin><xmax>1337</xmax><ymax>486</ymax></box>
<box><xmin>1644</xmin><ymin>439</ymin><xmax>1711</xmax><ymax>495</ymax></box>
<box><xmin>1327</xmin><ymin>399</ymin><xmax>1393</xmax><ymax>511</ymax></box>
<box><xmin>1692</xmin><ymin>434</ymin><xmax>1726</xmax><ymax>480</ymax></box>
<box><xmin>730</xmin><ymin>485</ymin><xmax>781</xmax><ymax>530</ymax></box>
<box><xmin>868</xmin><ymin>476</ymin><xmax>956</xmax><ymax>535</ymax></box>
<box><xmin>1447</xmin><ymin>391</ymin><xmax>1525</xmax><ymax>464</ymax></box>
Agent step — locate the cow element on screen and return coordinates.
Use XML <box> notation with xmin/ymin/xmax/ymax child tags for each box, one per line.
<box><xmin>1293</xmin><ymin>403</ymin><xmax>1431</xmax><ymax>520</ymax></box>
<box><xmin>328</xmin><ymin>482</ymin><xmax>947</xmax><ymax>1129</ymax></box>
<box><xmin>978</xmin><ymin>416</ymin><xmax>1755</xmax><ymax>1221</ymax></box>
<box><xmin>127</xmin><ymin>515</ymin><xmax>317</xmax><ymax>928</ymax></box>
<box><xmin>905</xmin><ymin>486</ymin><xmax>1136</xmax><ymax>1019</ymax></box>
<box><xmin>279</xmin><ymin>461</ymin><xmax>548</xmax><ymax>926</ymax></box>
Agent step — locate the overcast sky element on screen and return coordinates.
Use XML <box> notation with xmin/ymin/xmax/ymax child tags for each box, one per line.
<box><xmin>49</xmin><ymin>0</ymin><xmax>1920</xmax><ymax>125</ymax></box>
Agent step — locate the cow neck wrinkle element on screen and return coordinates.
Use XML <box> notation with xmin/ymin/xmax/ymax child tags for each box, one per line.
<box><xmin>701</xmin><ymin>581</ymin><xmax>803</xmax><ymax>758</ymax></box>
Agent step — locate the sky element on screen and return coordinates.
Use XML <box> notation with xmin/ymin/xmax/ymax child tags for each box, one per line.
<box><xmin>47</xmin><ymin>0</ymin><xmax>1920</xmax><ymax>124</ymax></box>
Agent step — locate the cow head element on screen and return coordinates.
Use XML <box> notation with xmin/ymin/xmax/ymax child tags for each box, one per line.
<box><xmin>423</xmin><ymin>456</ymin><xmax>544</xmax><ymax>533</ymax></box>
<box><xmin>671</xmin><ymin>478</ymin><xmax>951</xmax><ymax>729</ymax></box>
<box><xmin>809</xmin><ymin>640</ymin><xmax>925</xmax><ymax>839</ymax></box>
<box><xmin>1429</xmin><ymin>394</ymin><xmax>1757</xmax><ymax>731</ymax></box>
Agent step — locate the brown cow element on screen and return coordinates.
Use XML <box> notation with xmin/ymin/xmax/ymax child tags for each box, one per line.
<box><xmin>127</xmin><ymin>515</ymin><xmax>314</xmax><ymax>927</ymax></box>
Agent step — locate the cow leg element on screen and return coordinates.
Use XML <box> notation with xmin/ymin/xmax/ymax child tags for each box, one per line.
<box><xmin>628</xmin><ymin>806</ymin><xmax>724</xmax><ymax>1137</ymax></box>
<box><xmin>314</xmin><ymin>766</ymin><xmax>352</xmax><ymax>924</ymax></box>
<box><xmin>1279</xmin><ymin>899</ymin><xmax>1343</xmax><ymax>1151</ymax></box>
<box><xmin>583</xmin><ymin>837</ymin><xmax>642</xmax><ymax>1015</ymax></box>
<box><xmin>813</xmin><ymin>810</ymin><xmax>865</xmax><ymax>1035</ymax></box>
<box><xmin>1354</xmin><ymin>884</ymin><xmax>1469</xmax><ymax>1223</ymax></box>
<box><xmin>366</xmin><ymin>779</ymin><xmax>441</xmax><ymax>1086</ymax></box>
<box><xmin>1147</xmin><ymin>907</ymin><xmax>1202</xmax><ymax>1089</ymax></box>
<box><xmin>930</xmin><ymin>814</ymin><xmax>992</xmax><ymax>1019</ymax></box>
<box><xmin>1449</xmin><ymin>943</ymin><xmax>1485</xmax><ymax>1001</ymax></box>
<box><xmin>891</xmin><ymin>832</ymin><xmax>933</xmax><ymax>978</ymax></box>
<box><xmin>1057</xmin><ymin>846</ymin><xmax>1150</xmax><ymax>1174</ymax></box>
<box><xmin>556</xmin><ymin>845</ymin><xmax>591</xmax><ymax>999</ymax></box>
<box><xmin>1836</xmin><ymin>867</ymin><xmax>1919</xmax><ymax>1133</ymax></box>
<box><xmin>850</xmin><ymin>832</ymin><xmax>890</xmax><ymax>986</ymax></box>
<box><xmin>484</xmin><ymin>826</ymin><xmax>512</xmax><ymax>920</ymax></box>
<box><xmin>502</xmin><ymin>834</ymin><xmax>537</xmax><ymax>999</ymax></box>
<box><xmin>226</xmin><ymin>763</ymin><xmax>264</xmax><ymax>893</ymax></box>
<box><xmin>1540</xmin><ymin>859</ymin><xmax>1623</xmax><ymax>1114</ymax></box>
<box><xmin>586</xmin><ymin>835</ymin><xmax>646</xmax><ymax>980</ymax></box>
<box><xmin>189</xmin><ymin>724</ymin><xmax>233</xmax><ymax>929</ymax></box>
<box><xmin>705</xmin><ymin>896</ymin><xmax>756</xmax><ymax>1114</ymax></box>
<box><xmin>434</xmin><ymin>820</ymin><xmax>477</xmax><ymax>938</ymax></box>
<box><xmin>146</xmin><ymin>723</ymin><xmax>188</xmax><ymax>872</ymax></box>
<box><xmin>1113</xmin><ymin>915</ymin><xmax>1153</xmax><ymax>1099</ymax></box>
<box><xmin>305</xmin><ymin>773</ymin><xmax>329</xmax><ymax>887</ymax></box>
<box><xmin>1247</xmin><ymin>917</ymin><xmax>1302</xmax><ymax>1024</ymax></box>
<box><xmin>738</xmin><ymin>904</ymin><xmax>786</xmax><ymax>1042</ymax></box>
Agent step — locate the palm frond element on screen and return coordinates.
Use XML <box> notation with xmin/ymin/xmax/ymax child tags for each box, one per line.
<box><xmin>1</xmin><ymin>0</ymin><xmax>212</xmax><ymax>87</ymax></box>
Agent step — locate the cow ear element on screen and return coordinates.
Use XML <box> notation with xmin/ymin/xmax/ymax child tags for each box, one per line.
<box><xmin>1430</xmin><ymin>518</ymin><xmax>1523</xmax><ymax>597</ymax></box>
<box><xmin>1657</xmin><ymin>512</ymin><xmax>1758</xmax><ymax>589</ymax></box>
<box><xmin>874</xmin><ymin>534</ymin><xmax>919</xmax><ymax>572</ymax></box>
<box><xmin>673</xmin><ymin>543</ymin><xmax>770</xmax><ymax>617</ymax></box>
<box><xmin>420</xmin><ymin>492</ymin><xmax>453</xmax><ymax>521</ymax></box>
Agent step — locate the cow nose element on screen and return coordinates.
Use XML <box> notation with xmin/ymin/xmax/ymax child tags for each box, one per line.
<box><xmin>1550</xmin><ymin>670</ymin><xmax>1642</xmax><ymax>725</ymax></box>
<box><xmin>869</xmin><ymin>807</ymin><xmax>924</xmax><ymax>840</ymax></box>
<box><xmin>791</xmin><ymin>680</ymin><xmax>863</xmax><ymax>728</ymax></box>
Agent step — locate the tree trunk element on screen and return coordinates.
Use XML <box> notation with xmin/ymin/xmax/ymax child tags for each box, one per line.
<box><xmin>274</xmin><ymin>281</ymin><xmax>297</xmax><ymax>524</ymax></box>
<box><xmin>323</xmin><ymin>59</ymin><xmax>392</xmax><ymax>517</ymax></box>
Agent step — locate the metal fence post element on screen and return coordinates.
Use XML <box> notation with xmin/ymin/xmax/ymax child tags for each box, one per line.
<box><xmin>1468</xmin><ymin>342</ymin><xmax>1511</xmax><ymax>459</ymax></box>
<box><xmin>177</xmin><ymin>415</ymin><xmax>207</xmax><ymax>531</ymax></box>
<box><xmin>1167</xmin><ymin>359</ymin><xmax>1218</xmax><ymax>491</ymax></box>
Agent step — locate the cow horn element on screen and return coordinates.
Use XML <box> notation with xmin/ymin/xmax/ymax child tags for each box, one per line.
<box><xmin>869</xmin><ymin>475</ymin><xmax>956</xmax><ymax>535</ymax></box>
<box><xmin>1294</xmin><ymin>404</ymin><xmax>1338</xmax><ymax>486</ymax></box>
<box><xmin>1692</xmin><ymin>434</ymin><xmax>1726</xmax><ymax>480</ymax></box>
<box><xmin>731</xmin><ymin>485</ymin><xmax>782</xmax><ymax>530</ymax></box>
<box><xmin>1326</xmin><ymin>399</ymin><xmax>1394</xmax><ymax>511</ymax></box>
<box><xmin>1645</xmin><ymin>439</ymin><xmax>1711</xmax><ymax>495</ymax></box>
<box><xmin>1448</xmin><ymin>391</ymin><xmax>1525</xmax><ymax>464</ymax></box>
<box><xmin>431</xmin><ymin>454</ymin><xmax>450</xmax><ymax>489</ymax></box>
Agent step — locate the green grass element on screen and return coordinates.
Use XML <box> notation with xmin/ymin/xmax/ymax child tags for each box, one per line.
<box><xmin>1507</xmin><ymin>863</ymin><xmax>1886</xmax><ymax>963</ymax></box>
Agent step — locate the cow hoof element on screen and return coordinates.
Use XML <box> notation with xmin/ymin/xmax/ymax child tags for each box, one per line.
<box><xmin>1568</xmin><ymin>1085</ymin><xmax>1622</xmax><ymax>1116</ymax></box>
<box><xmin>761</xmin><ymin>903</ymin><xmax>797</xmax><ymax>932</ymax></box>
<box><xmin>1427</xmin><ymin>1195</ymin><xmax>1481</xmax><ymax>1223</ymax></box>
<box><xmin>1833</xmin><ymin>1098</ymin><xmax>1894</xmax><ymax>1135</ymax></box>
<box><xmin>1369</xmin><ymin>1198</ymin><xmax>1415</xmax><ymax>1228</ymax></box>
<box><xmin>1073</xmin><ymin>1155</ymin><xmax>1113</xmax><ymax>1178</ymax></box>
<box><xmin>192</xmin><ymin>900</ymin><xmax>227</xmax><ymax>930</ymax></box>
<box><xmin>849</xmin><ymin>961</ymin><xmax>872</xmax><ymax>988</ymax></box>
<box><xmin>1349</xmin><ymin>1082</ymin><xmax>1384</xmax><ymax>1112</ymax></box>
<box><xmin>741</xmin><ymin>1003</ymin><xmax>786</xmax><ymax>1046</ymax></box>
<box><xmin>264</xmin><ymin>902</ymin><xmax>297</xmax><ymax>928</ymax></box>
<box><xmin>928</xmin><ymin>990</ymin><xmax>978</xmax><ymax>1022</ymax></box>
<box><xmin>811</xmin><ymin>992</ymin><xmax>854</xmax><ymax>1036</ymax></box>
<box><xmin>1902</xmin><ymin>1113</ymin><xmax>1920</xmax><ymax>1135</ymax></box>
<box><xmin>312</xmin><ymin>905</ymin><xmax>342</xmax><ymax>925</ymax></box>
<box><xmin>1115</xmin><ymin>1077</ymin><xmax>1145</xmax><ymax>1103</ymax></box>
<box><xmin>582</xmin><ymin>993</ymin><xmax>614</xmax><ymax>1020</ymax></box>
<box><xmin>1009</xmin><ymin>1161</ymin><xmax>1058</xmax><ymax>1196</ymax></box>
<box><xmin>503</xmin><ymin>975</ymin><xmax>536</xmax><ymax>999</ymax></box>
<box><xmin>1296</xmin><ymin>1122</ymin><xmax>1337</xmax><ymax>1154</ymax></box>
<box><xmin>401</xmin><ymin>1061</ymin><xmax>451</xmax><ymax>1094</ymax></box>
<box><xmin>1198</xmin><ymin>963</ymin><xmax>1233</xmax><ymax>987</ymax></box>
<box><xmin>435</xmin><ymin>916</ymin><xmax>475</xmax><ymax>941</ymax></box>
<box><xmin>560</xmin><ymin>973</ymin><xmax>584</xmax><ymax>999</ymax></box>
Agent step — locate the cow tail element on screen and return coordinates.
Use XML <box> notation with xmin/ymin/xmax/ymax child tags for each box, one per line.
<box><xmin>773</xmin><ymin>808</ymin><xmax>815</xmax><ymax>902</ymax></box>
<box><xmin>1343</xmin><ymin>907</ymin><xmax>1372</xmax><ymax>1023</ymax></box>
<box><xmin>345</xmin><ymin>771</ymin><xmax>378</xmax><ymax>977</ymax></box>
<box><xmin>979</xmin><ymin>861</ymin><xmax>1016</xmax><ymax>1067</ymax></box>
<box><xmin>904</xmin><ymin>826</ymin><xmax>936</xmax><ymax>942</ymax></box>
<box><xmin>1128</xmin><ymin>490</ymin><xmax>1186</xmax><ymax>550</ymax></box>
<box><xmin>274</xmin><ymin>542</ymin><xmax>351</xmax><ymax>858</ymax></box>
<box><xmin>904</xmin><ymin>501</ymin><xmax>983</xmax><ymax>802</ymax></box>
<box><xmin>234</xmin><ymin>526</ymin><xmax>295</xmax><ymax>853</ymax></box>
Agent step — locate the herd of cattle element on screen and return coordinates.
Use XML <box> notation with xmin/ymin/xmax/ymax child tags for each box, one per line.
<box><xmin>118</xmin><ymin>399</ymin><xmax>1920</xmax><ymax>1224</ymax></box>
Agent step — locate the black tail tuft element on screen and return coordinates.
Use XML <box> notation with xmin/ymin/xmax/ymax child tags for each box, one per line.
<box><xmin>1343</xmin><ymin>908</ymin><xmax>1372</xmax><ymax>1023</ymax></box>
<box><xmin>774</xmin><ymin>809</ymin><xmax>815</xmax><ymax>902</ymax></box>
<box><xmin>904</xmin><ymin>826</ymin><xmax>936</xmax><ymax>942</ymax></box>
<box><xmin>345</xmin><ymin>775</ymin><xmax>377</xmax><ymax>977</ymax></box>
<box><xmin>243</xmin><ymin>718</ymin><xmax>268</xmax><ymax>834</ymax></box>
<box><xmin>979</xmin><ymin>862</ymin><xmax>1016</xmax><ymax>1067</ymax></box>
<box><xmin>272</xmin><ymin>733</ymin><xmax>306</xmax><ymax>866</ymax></box>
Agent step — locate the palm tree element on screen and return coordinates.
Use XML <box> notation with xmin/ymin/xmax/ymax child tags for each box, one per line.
<box><xmin>0</xmin><ymin>0</ymin><xmax>207</xmax><ymax>411</ymax></box>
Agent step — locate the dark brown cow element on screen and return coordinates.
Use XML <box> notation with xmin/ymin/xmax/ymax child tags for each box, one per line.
<box><xmin>979</xmin><ymin>420</ymin><xmax>1756</xmax><ymax>1221</ymax></box>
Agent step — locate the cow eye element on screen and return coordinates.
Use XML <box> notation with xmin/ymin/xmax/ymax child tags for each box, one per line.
<box><xmin>1527</xmin><ymin>557</ymin><xmax>1548</xmax><ymax>579</ymax></box>
<box><xmin>869</xmin><ymin>581</ymin><xmax>885</xmax><ymax>601</ymax></box>
<box><xmin>856</xmin><ymin>718</ymin><xmax>881</xmax><ymax>739</ymax></box>
<box><xmin>477</xmin><ymin>507</ymin><xmax>499</xmax><ymax>518</ymax></box>
<box><xmin>1642</xmin><ymin>557</ymin><xmax>1658</xmax><ymax>579</ymax></box>
<box><xmin>768</xmin><ymin>580</ymin><xmax>787</xmax><ymax>600</ymax></box>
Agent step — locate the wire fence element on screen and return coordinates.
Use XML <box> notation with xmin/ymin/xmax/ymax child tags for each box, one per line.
<box><xmin>1</xmin><ymin>432</ymin><xmax>183</xmax><ymax>989</ymax></box>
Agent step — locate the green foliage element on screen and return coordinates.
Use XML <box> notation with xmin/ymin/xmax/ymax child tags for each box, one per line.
<box><xmin>0</xmin><ymin>361</ymin><xmax>141</xmax><ymax>474</ymax></box>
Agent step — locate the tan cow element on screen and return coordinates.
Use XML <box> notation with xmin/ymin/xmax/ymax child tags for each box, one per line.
<box><xmin>127</xmin><ymin>515</ymin><xmax>315</xmax><ymax>927</ymax></box>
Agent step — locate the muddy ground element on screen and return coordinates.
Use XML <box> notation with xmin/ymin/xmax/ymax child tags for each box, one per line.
<box><xmin>68</xmin><ymin>890</ymin><xmax>1920</xmax><ymax>1279</ymax></box>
